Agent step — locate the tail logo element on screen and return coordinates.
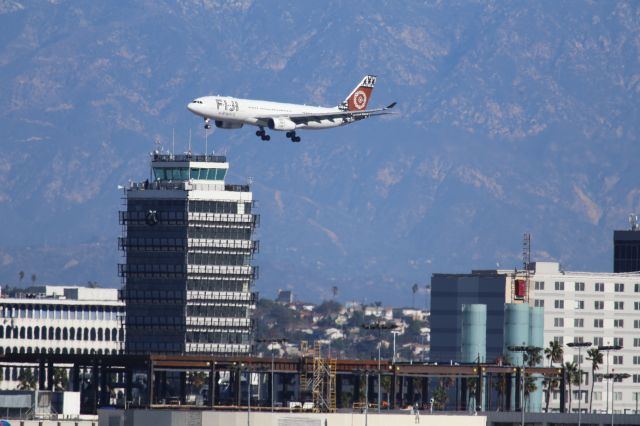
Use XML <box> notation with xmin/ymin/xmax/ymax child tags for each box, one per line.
<box><xmin>353</xmin><ymin>90</ymin><xmax>367</xmax><ymax>110</ymax></box>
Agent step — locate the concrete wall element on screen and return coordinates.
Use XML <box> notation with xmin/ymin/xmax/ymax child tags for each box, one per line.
<box><xmin>99</xmin><ymin>409</ymin><xmax>488</xmax><ymax>426</ymax></box>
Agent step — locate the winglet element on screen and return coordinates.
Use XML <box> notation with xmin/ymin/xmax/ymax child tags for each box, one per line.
<box><xmin>386</xmin><ymin>102</ymin><xmax>397</xmax><ymax>109</ymax></box>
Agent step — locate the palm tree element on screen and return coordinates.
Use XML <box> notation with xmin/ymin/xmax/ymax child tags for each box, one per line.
<box><xmin>331</xmin><ymin>286</ymin><xmax>338</xmax><ymax>299</ymax></box>
<box><xmin>586</xmin><ymin>348</ymin><xmax>603</xmax><ymax>413</ymax></box>
<box><xmin>564</xmin><ymin>361</ymin><xmax>580</xmax><ymax>412</ymax></box>
<box><xmin>18</xmin><ymin>270</ymin><xmax>24</xmax><ymax>286</ymax></box>
<box><xmin>543</xmin><ymin>376</ymin><xmax>560</xmax><ymax>412</ymax></box>
<box><xmin>30</xmin><ymin>273</ymin><xmax>36</xmax><ymax>286</ymax></box>
<box><xmin>544</xmin><ymin>341</ymin><xmax>563</xmax><ymax>411</ymax></box>
<box><xmin>411</xmin><ymin>283</ymin><xmax>419</xmax><ymax>308</ymax></box>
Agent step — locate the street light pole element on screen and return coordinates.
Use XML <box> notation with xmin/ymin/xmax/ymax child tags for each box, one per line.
<box><xmin>508</xmin><ymin>345</ymin><xmax>540</xmax><ymax>426</ymax></box>
<box><xmin>391</xmin><ymin>330</ymin><xmax>400</xmax><ymax>364</ymax></box>
<box><xmin>256</xmin><ymin>338</ymin><xmax>287</xmax><ymax>413</ymax></box>
<box><xmin>567</xmin><ymin>341</ymin><xmax>591</xmax><ymax>426</ymax></box>
<box><xmin>603</xmin><ymin>372</ymin><xmax>630</xmax><ymax>426</ymax></box>
<box><xmin>598</xmin><ymin>344</ymin><xmax>622</xmax><ymax>414</ymax></box>
<box><xmin>362</xmin><ymin>320</ymin><xmax>397</xmax><ymax>413</ymax></box>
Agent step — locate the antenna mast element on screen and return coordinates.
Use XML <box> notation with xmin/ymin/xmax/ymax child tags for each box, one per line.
<box><xmin>523</xmin><ymin>233</ymin><xmax>531</xmax><ymax>302</ymax></box>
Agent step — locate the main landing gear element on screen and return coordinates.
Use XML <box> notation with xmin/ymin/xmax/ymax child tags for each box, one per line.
<box><xmin>256</xmin><ymin>127</ymin><xmax>271</xmax><ymax>141</ymax></box>
<box><xmin>204</xmin><ymin>118</ymin><xmax>211</xmax><ymax>130</ymax></box>
<box><xmin>286</xmin><ymin>131</ymin><xmax>301</xmax><ymax>143</ymax></box>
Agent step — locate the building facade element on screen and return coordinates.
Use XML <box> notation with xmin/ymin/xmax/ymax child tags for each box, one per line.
<box><xmin>120</xmin><ymin>153</ymin><xmax>258</xmax><ymax>355</ymax></box>
<box><xmin>430</xmin><ymin>261</ymin><xmax>640</xmax><ymax>413</ymax></box>
<box><xmin>0</xmin><ymin>286</ymin><xmax>124</xmax><ymax>389</ymax></box>
<box><xmin>613</xmin><ymin>229</ymin><xmax>640</xmax><ymax>272</ymax></box>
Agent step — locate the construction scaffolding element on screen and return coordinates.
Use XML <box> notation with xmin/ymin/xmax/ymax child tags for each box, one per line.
<box><xmin>311</xmin><ymin>342</ymin><xmax>337</xmax><ymax>413</ymax></box>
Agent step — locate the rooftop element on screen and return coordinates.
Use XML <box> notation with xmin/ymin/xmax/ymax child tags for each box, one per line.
<box><xmin>151</xmin><ymin>152</ymin><xmax>227</xmax><ymax>164</ymax></box>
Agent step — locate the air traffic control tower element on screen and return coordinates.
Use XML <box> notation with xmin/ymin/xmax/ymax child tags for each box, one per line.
<box><xmin>119</xmin><ymin>153</ymin><xmax>258</xmax><ymax>355</ymax></box>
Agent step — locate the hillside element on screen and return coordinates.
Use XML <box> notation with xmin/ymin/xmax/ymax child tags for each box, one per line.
<box><xmin>0</xmin><ymin>1</ymin><xmax>639</xmax><ymax>303</ymax></box>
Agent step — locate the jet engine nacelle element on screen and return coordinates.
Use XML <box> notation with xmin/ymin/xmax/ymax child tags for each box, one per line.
<box><xmin>267</xmin><ymin>117</ymin><xmax>297</xmax><ymax>131</ymax></box>
<box><xmin>215</xmin><ymin>120</ymin><xmax>243</xmax><ymax>129</ymax></box>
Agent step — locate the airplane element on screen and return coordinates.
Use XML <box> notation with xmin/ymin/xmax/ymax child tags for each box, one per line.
<box><xmin>187</xmin><ymin>75</ymin><xmax>396</xmax><ymax>143</ymax></box>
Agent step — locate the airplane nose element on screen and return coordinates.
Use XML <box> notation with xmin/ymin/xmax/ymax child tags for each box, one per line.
<box><xmin>187</xmin><ymin>102</ymin><xmax>195</xmax><ymax>112</ymax></box>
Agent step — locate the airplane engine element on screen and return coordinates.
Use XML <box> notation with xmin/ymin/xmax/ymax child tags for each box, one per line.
<box><xmin>267</xmin><ymin>117</ymin><xmax>297</xmax><ymax>131</ymax></box>
<box><xmin>215</xmin><ymin>120</ymin><xmax>243</xmax><ymax>129</ymax></box>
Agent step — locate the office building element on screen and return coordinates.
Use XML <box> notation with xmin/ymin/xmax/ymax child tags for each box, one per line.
<box><xmin>613</xmin><ymin>216</ymin><xmax>640</xmax><ymax>272</ymax></box>
<box><xmin>119</xmin><ymin>153</ymin><xmax>258</xmax><ymax>355</ymax></box>
<box><xmin>431</xmin><ymin>261</ymin><xmax>640</xmax><ymax>413</ymax></box>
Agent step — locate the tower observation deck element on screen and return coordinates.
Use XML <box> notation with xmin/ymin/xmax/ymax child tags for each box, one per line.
<box><xmin>119</xmin><ymin>153</ymin><xmax>259</xmax><ymax>355</ymax></box>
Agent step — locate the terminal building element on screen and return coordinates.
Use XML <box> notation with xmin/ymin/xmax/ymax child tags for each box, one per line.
<box><xmin>431</xmin><ymin>261</ymin><xmax>640</xmax><ymax>413</ymax></box>
<box><xmin>119</xmin><ymin>153</ymin><xmax>258</xmax><ymax>355</ymax></box>
<box><xmin>0</xmin><ymin>285</ymin><xmax>124</xmax><ymax>389</ymax></box>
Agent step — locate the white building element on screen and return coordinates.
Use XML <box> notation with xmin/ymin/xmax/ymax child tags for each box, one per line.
<box><xmin>431</xmin><ymin>261</ymin><xmax>640</xmax><ymax>414</ymax></box>
<box><xmin>529</xmin><ymin>262</ymin><xmax>640</xmax><ymax>414</ymax></box>
<box><xmin>0</xmin><ymin>285</ymin><xmax>124</xmax><ymax>389</ymax></box>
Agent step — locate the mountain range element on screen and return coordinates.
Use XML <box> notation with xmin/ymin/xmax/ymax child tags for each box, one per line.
<box><xmin>1</xmin><ymin>1</ymin><xmax>639</xmax><ymax>305</ymax></box>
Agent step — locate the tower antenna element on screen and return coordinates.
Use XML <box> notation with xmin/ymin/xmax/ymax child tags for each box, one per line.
<box><xmin>172</xmin><ymin>128</ymin><xmax>175</xmax><ymax>156</ymax></box>
<box><xmin>188</xmin><ymin>129</ymin><xmax>192</xmax><ymax>155</ymax></box>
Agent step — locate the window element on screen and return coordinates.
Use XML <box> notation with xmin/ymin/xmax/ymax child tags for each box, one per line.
<box><xmin>594</xmin><ymin>301</ymin><xmax>604</xmax><ymax>310</ymax></box>
<box><xmin>634</xmin><ymin>356</ymin><xmax>640</xmax><ymax>365</ymax></box>
<box><xmin>593</xmin><ymin>391</ymin><xmax>602</xmax><ymax>401</ymax></box>
<box><xmin>534</xmin><ymin>281</ymin><xmax>545</xmax><ymax>290</ymax></box>
<box><xmin>615</xmin><ymin>283</ymin><xmax>625</xmax><ymax>292</ymax></box>
<box><xmin>555</xmin><ymin>281</ymin><xmax>565</xmax><ymax>291</ymax></box>
<box><xmin>635</xmin><ymin>320</ymin><xmax>640</xmax><ymax>329</ymax></box>
<box><xmin>594</xmin><ymin>337</ymin><xmax>604</xmax><ymax>347</ymax></box>
<box><xmin>573</xmin><ymin>355</ymin><xmax>584</xmax><ymax>364</ymax></box>
<box><xmin>595</xmin><ymin>282</ymin><xmax>604</xmax><ymax>292</ymax></box>
<box><xmin>634</xmin><ymin>338</ymin><xmax>640</xmax><ymax>347</ymax></box>
<box><xmin>635</xmin><ymin>301</ymin><xmax>640</xmax><ymax>310</ymax></box>
<box><xmin>614</xmin><ymin>392</ymin><xmax>623</xmax><ymax>401</ymax></box>
<box><xmin>614</xmin><ymin>319</ymin><xmax>624</xmax><ymax>328</ymax></box>
<box><xmin>575</xmin><ymin>282</ymin><xmax>585</xmax><ymax>291</ymax></box>
<box><xmin>634</xmin><ymin>375</ymin><xmax>640</xmax><ymax>383</ymax></box>
<box><xmin>615</xmin><ymin>301</ymin><xmax>624</xmax><ymax>310</ymax></box>
<box><xmin>554</xmin><ymin>336</ymin><xmax>564</xmax><ymax>345</ymax></box>
<box><xmin>534</xmin><ymin>299</ymin><xmax>544</xmax><ymax>307</ymax></box>
<box><xmin>594</xmin><ymin>375</ymin><xmax>603</xmax><ymax>383</ymax></box>
<box><xmin>573</xmin><ymin>336</ymin><xmax>584</xmax><ymax>343</ymax></box>
<box><xmin>613</xmin><ymin>355</ymin><xmax>623</xmax><ymax>365</ymax></box>
<box><xmin>575</xmin><ymin>300</ymin><xmax>584</xmax><ymax>310</ymax></box>
<box><xmin>594</xmin><ymin>319</ymin><xmax>604</xmax><ymax>328</ymax></box>
<box><xmin>554</xmin><ymin>318</ymin><xmax>564</xmax><ymax>327</ymax></box>
<box><xmin>555</xmin><ymin>300</ymin><xmax>565</xmax><ymax>309</ymax></box>
<box><xmin>574</xmin><ymin>318</ymin><xmax>584</xmax><ymax>328</ymax></box>
<box><xmin>614</xmin><ymin>337</ymin><xmax>624</xmax><ymax>347</ymax></box>
<box><xmin>635</xmin><ymin>283</ymin><xmax>640</xmax><ymax>293</ymax></box>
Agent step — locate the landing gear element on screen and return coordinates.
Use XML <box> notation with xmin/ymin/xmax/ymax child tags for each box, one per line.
<box><xmin>256</xmin><ymin>127</ymin><xmax>270</xmax><ymax>141</ymax></box>
<box><xmin>287</xmin><ymin>131</ymin><xmax>301</xmax><ymax>143</ymax></box>
<box><xmin>204</xmin><ymin>118</ymin><xmax>211</xmax><ymax>130</ymax></box>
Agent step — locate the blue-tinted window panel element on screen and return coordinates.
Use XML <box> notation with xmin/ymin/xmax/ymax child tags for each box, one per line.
<box><xmin>180</xmin><ymin>168</ymin><xmax>189</xmax><ymax>180</ymax></box>
<box><xmin>153</xmin><ymin>168</ymin><xmax>165</xmax><ymax>180</ymax></box>
<box><xmin>217</xmin><ymin>169</ymin><xmax>227</xmax><ymax>180</ymax></box>
<box><xmin>205</xmin><ymin>169</ymin><xmax>215</xmax><ymax>180</ymax></box>
<box><xmin>190</xmin><ymin>168</ymin><xmax>199</xmax><ymax>179</ymax></box>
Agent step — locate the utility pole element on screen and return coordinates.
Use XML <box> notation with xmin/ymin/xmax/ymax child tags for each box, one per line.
<box><xmin>567</xmin><ymin>341</ymin><xmax>591</xmax><ymax>426</ymax></box>
<box><xmin>598</xmin><ymin>344</ymin><xmax>622</xmax><ymax>414</ymax></box>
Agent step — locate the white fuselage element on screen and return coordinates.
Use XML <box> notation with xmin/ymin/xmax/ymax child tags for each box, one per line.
<box><xmin>188</xmin><ymin>96</ymin><xmax>353</xmax><ymax>130</ymax></box>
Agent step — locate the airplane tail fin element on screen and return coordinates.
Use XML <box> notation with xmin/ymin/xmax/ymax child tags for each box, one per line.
<box><xmin>341</xmin><ymin>75</ymin><xmax>376</xmax><ymax>111</ymax></box>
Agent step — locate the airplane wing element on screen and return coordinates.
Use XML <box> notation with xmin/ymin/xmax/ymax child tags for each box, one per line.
<box><xmin>257</xmin><ymin>102</ymin><xmax>397</xmax><ymax>125</ymax></box>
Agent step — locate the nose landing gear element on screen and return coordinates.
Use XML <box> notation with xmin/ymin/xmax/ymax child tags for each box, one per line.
<box><xmin>204</xmin><ymin>118</ymin><xmax>211</xmax><ymax>130</ymax></box>
<box><xmin>256</xmin><ymin>127</ymin><xmax>270</xmax><ymax>141</ymax></box>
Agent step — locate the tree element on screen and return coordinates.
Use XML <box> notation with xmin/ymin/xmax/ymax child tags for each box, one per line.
<box><xmin>564</xmin><ymin>361</ymin><xmax>580</xmax><ymax>412</ymax></box>
<box><xmin>30</xmin><ymin>274</ymin><xmax>36</xmax><ymax>286</ymax></box>
<box><xmin>586</xmin><ymin>348</ymin><xmax>603</xmax><ymax>413</ymax></box>
<box><xmin>52</xmin><ymin>368</ymin><xmax>68</xmax><ymax>390</ymax></box>
<box><xmin>544</xmin><ymin>341</ymin><xmax>563</xmax><ymax>411</ymax></box>
<box><xmin>432</xmin><ymin>378</ymin><xmax>452</xmax><ymax>410</ymax></box>
<box><xmin>523</xmin><ymin>347</ymin><xmax>542</xmax><ymax>410</ymax></box>
<box><xmin>543</xmin><ymin>376</ymin><xmax>560</xmax><ymax>413</ymax></box>
<box><xmin>188</xmin><ymin>371</ymin><xmax>207</xmax><ymax>396</ymax></box>
<box><xmin>18</xmin><ymin>368</ymin><xmax>36</xmax><ymax>390</ymax></box>
<box><xmin>411</xmin><ymin>283</ymin><xmax>419</xmax><ymax>308</ymax></box>
<box><xmin>18</xmin><ymin>271</ymin><xmax>24</xmax><ymax>286</ymax></box>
